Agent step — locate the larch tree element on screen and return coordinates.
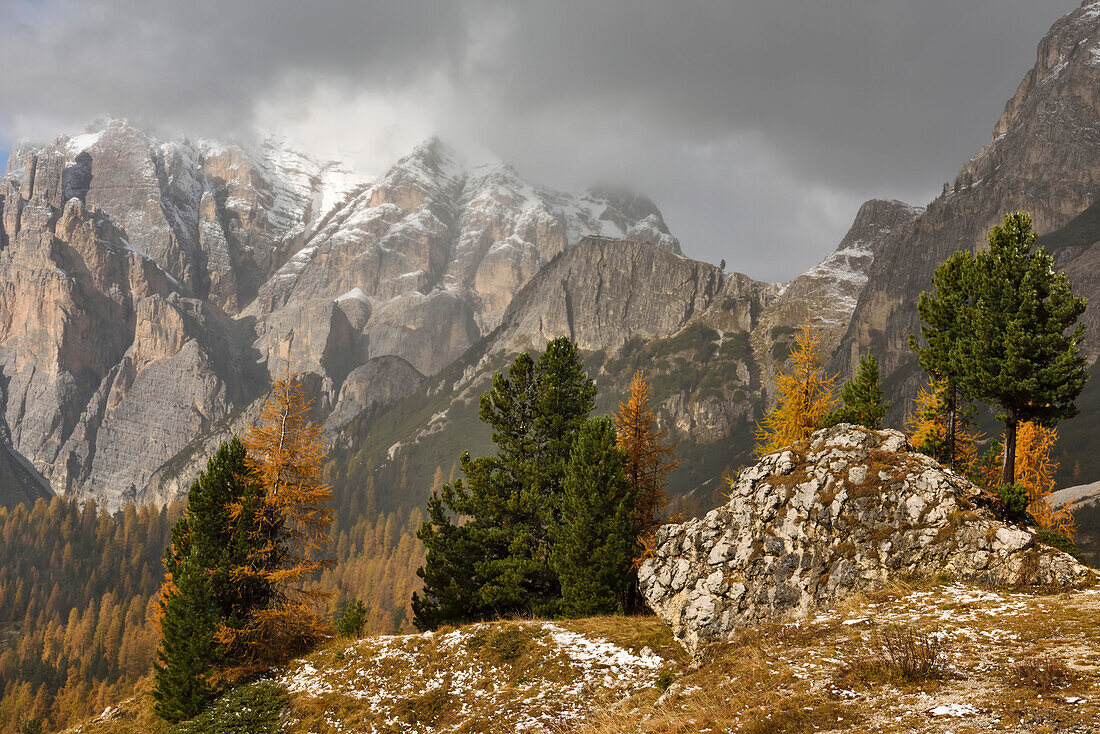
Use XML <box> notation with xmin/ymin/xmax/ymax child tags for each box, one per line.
<box><xmin>1010</xmin><ymin>421</ymin><xmax>1076</xmax><ymax>538</ymax></box>
<box><xmin>551</xmin><ymin>417</ymin><xmax>635</xmax><ymax>617</ymax></box>
<box><xmin>612</xmin><ymin>370</ymin><xmax>679</xmax><ymax>565</ymax></box>
<box><xmin>905</xmin><ymin>379</ymin><xmax>980</xmax><ymax>473</ymax></box>
<box><xmin>755</xmin><ymin>316</ymin><xmax>837</xmax><ymax>456</ymax></box>
<box><xmin>231</xmin><ymin>371</ymin><xmax>335</xmax><ymax>667</ymax></box>
<box><xmin>962</xmin><ymin>212</ymin><xmax>1088</xmax><ymax>485</ymax></box>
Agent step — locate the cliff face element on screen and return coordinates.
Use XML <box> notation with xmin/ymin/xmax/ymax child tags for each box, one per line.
<box><xmin>837</xmin><ymin>1</ymin><xmax>1100</xmax><ymax>395</ymax></box>
<box><xmin>0</xmin><ymin>124</ymin><xmax>681</xmax><ymax>507</ymax></box>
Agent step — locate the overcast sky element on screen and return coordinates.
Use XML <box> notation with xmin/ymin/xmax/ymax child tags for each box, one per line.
<box><xmin>0</xmin><ymin>0</ymin><xmax>1082</xmax><ymax>281</ymax></box>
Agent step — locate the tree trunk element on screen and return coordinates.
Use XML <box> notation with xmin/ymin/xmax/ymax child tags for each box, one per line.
<box><xmin>946</xmin><ymin>386</ymin><xmax>957</xmax><ymax>471</ymax></box>
<box><xmin>1001</xmin><ymin>410</ymin><xmax>1017</xmax><ymax>486</ymax></box>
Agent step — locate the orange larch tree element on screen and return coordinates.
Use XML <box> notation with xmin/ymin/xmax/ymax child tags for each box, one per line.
<box><xmin>905</xmin><ymin>379</ymin><xmax>981</xmax><ymax>474</ymax></box>
<box><xmin>612</xmin><ymin>371</ymin><xmax>679</xmax><ymax>566</ymax></box>
<box><xmin>755</xmin><ymin>316</ymin><xmax>837</xmax><ymax>456</ymax></box>
<box><xmin>228</xmin><ymin>370</ymin><xmax>335</xmax><ymax>667</ymax></box>
<box><xmin>1012</xmin><ymin>421</ymin><xmax>1076</xmax><ymax>538</ymax></box>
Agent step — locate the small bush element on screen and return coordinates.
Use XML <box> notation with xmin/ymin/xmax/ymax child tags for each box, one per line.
<box><xmin>996</xmin><ymin>483</ymin><xmax>1029</xmax><ymax>514</ymax></box>
<box><xmin>1034</xmin><ymin>528</ymin><xmax>1082</xmax><ymax>560</ymax></box>
<box><xmin>1009</xmin><ymin>654</ymin><xmax>1077</xmax><ymax>691</ymax></box>
<box><xmin>464</xmin><ymin>626</ymin><xmax>537</xmax><ymax>663</ymax></box>
<box><xmin>173</xmin><ymin>680</ymin><xmax>286</xmax><ymax>734</ymax></box>
<box><xmin>839</xmin><ymin>627</ymin><xmax>951</xmax><ymax>685</ymax></box>
<box><xmin>337</xmin><ymin>600</ymin><xmax>367</xmax><ymax>638</ymax></box>
<box><xmin>653</xmin><ymin>669</ymin><xmax>677</xmax><ymax>692</ymax></box>
<box><xmin>396</xmin><ymin>688</ymin><xmax>453</xmax><ymax>726</ymax></box>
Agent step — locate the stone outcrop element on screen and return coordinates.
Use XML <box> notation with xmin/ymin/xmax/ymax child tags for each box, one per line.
<box><xmin>639</xmin><ymin>425</ymin><xmax>1095</xmax><ymax>653</ymax></box>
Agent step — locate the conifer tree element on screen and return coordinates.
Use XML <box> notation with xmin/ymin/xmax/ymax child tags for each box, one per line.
<box><xmin>551</xmin><ymin>417</ymin><xmax>635</xmax><ymax>617</ymax></box>
<box><xmin>826</xmin><ymin>353</ymin><xmax>889</xmax><ymax>429</ymax></box>
<box><xmin>612</xmin><ymin>371</ymin><xmax>679</xmax><ymax>564</ymax></box>
<box><xmin>964</xmin><ymin>212</ymin><xmax>1088</xmax><ymax>485</ymax></box>
<box><xmin>905</xmin><ymin>379</ymin><xmax>980</xmax><ymax>473</ymax></box>
<box><xmin>911</xmin><ymin>250</ymin><xmax>975</xmax><ymax>470</ymax></box>
<box><xmin>153</xmin><ymin>438</ymin><xmax>264</xmax><ymax>721</ymax></box>
<box><xmin>152</xmin><ymin>554</ymin><xmax>219</xmax><ymax>723</ymax></box>
<box><xmin>229</xmin><ymin>371</ymin><xmax>334</xmax><ymax>667</ymax></box>
<box><xmin>413</xmin><ymin>338</ymin><xmax>596</xmax><ymax>629</ymax></box>
<box><xmin>755</xmin><ymin>316</ymin><xmax>837</xmax><ymax>456</ymax></box>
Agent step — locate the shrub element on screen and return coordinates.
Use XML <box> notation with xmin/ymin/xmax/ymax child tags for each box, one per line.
<box><xmin>996</xmin><ymin>483</ymin><xmax>1029</xmax><ymax>514</ymax></box>
<box><xmin>653</xmin><ymin>669</ymin><xmax>678</xmax><ymax>692</ymax></box>
<box><xmin>839</xmin><ymin>627</ymin><xmax>951</xmax><ymax>685</ymax></box>
<box><xmin>337</xmin><ymin>600</ymin><xmax>367</xmax><ymax>638</ymax></box>
<box><xmin>173</xmin><ymin>681</ymin><xmax>287</xmax><ymax>734</ymax></box>
<box><xmin>1008</xmin><ymin>653</ymin><xmax>1077</xmax><ymax>691</ymax></box>
<box><xmin>1034</xmin><ymin>528</ymin><xmax>1082</xmax><ymax>560</ymax></box>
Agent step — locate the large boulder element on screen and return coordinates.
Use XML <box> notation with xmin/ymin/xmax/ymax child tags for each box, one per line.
<box><xmin>639</xmin><ymin>424</ymin><xmax>1095</xmax><ymax>653</ymax></box>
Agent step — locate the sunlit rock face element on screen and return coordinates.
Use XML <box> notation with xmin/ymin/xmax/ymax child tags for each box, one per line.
<box><xmin>0</xmin><ymin>122</ymin><xmax>680</xmax><ymax>508</ymax></box>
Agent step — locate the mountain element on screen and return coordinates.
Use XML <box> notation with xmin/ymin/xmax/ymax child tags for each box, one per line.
<box><xmin>0</xmin><ymin>123</ymin><xmax>679</xmax><ymax>508</ymax></box>
<box><xmin>835</xmin><ymin>0</ymin><xmax>1100</xmax><ymax>404</ymax></box>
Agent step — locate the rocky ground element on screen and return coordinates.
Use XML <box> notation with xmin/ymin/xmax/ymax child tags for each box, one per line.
<box><xmin>73</xmin><ymin>582</ymin><xmax>1100</xmax><ymax>733</ymax></box>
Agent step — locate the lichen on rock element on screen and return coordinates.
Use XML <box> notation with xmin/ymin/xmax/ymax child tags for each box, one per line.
<box><xmin>639</xmin><ymin>424</ymin><xmax>1096</xmax><ymax>653</ymax></box>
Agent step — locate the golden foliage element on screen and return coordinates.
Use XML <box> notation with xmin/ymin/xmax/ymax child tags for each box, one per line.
<box><xmin>612</xmin><ymin>371</ymin><xmax>680</xmax><ymax>566</ymax></box>
<box><xmin>904</xmin><ymin>379</ymin><xmax>980</xmax><ymax>472</ymax></box>
<box><xmin>754</xmin><ymin>317</ymin><xmax>837</xmax><ymax>456</ymax></box>
<box><xmin>227</xmin><ymin>370</ymin><xmax>335</xmax><ymax>667</ymax></box>
<box><xmin>1013</xmin><ymin>421</ymin><xmax>1076</xmax><ymax>538</ymax></box>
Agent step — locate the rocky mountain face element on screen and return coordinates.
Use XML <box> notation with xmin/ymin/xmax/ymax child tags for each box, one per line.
<box><xmin>837</xmin><ymin>0</ymin><xmax>1100</xmax><ymax>397</ymax></box>
<box><xmin>325</xmin><ymin>226</ymin><xmax>899</xmax><ymax>524</ymax></box>
<box><xmin>640</xmin><ymin>424</ymin><xmax>1095</xmax><ymax>653</ymax></box>
<box><xmin>0</xmin><ymin>122</ymin><xmax>679</xmax><ymax>507</ymax></box>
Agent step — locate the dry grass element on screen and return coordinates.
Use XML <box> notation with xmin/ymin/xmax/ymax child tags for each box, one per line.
<box><xmin>66</xmin><ymin>584</ymin><xmax>1100</xmax><ymax>734</ymax></box>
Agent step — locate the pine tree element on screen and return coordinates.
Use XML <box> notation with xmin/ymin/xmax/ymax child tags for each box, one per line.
<box><xmin>612</xmin><ymin>371</ymin><xmax>679</xmax><ymax>565</ymax></box>
<box><xmin>964</xmin><ymin>212</ymin><xmax>1089</xmax><ymax>485</ymax></box>
<box><xmin>152</xmin><ymin>554</ymin><xmax>219</xmax><ymax>723</ymax></box>
<box><xmin>911</xmin><ymin>250</ymin><xmax>975</xmax><ymax>470</ymax></box>
<box><xmin>551</xmin><ymin>417</ymin><xmax>635</xmax><ymax>617</ymax></box>
<box><xmin>826</xmin><ymin>353</ymin><xmax>889</xmax><ymax>429</ymax></box>
<box><xmin>413</xmin><ymin>338</ymin><xmax>596</xmax><ymax>629</ymax></box>
<box><xmin>153</xmin><ymin>438</ymin><xmax>264</xmax><ymax>721</ymax></box>
<box><xmin>755</xmin><ymin>316</ymin><xmax>837</xmax><ymax>456</ymax></box>
<box><xmin>229</xmin><ymin>371</ymin><xmax>335</xmax><ymax>667</ymax></box>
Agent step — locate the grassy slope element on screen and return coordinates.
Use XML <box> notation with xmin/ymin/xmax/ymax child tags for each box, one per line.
<box><xmin>72</xmin><ymin>582</ymin><xmax>1100</xmax><ymax>734</ymax></box>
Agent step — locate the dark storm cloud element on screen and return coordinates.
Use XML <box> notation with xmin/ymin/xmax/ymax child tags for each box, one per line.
<box><xmin>0</xmin><ymin>0</ymin><xmax>1081</xmax><ymax>279</ymax></box>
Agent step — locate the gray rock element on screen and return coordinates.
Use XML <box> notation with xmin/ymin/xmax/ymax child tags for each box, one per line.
<box><xmin>639</xmin><ymin>424</ymin><xmax>1096</xmax><ymax>653</ymax></box>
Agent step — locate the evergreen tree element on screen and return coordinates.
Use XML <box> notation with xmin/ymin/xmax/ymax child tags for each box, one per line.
<box><xmin>161</xmin><ymin>438</ymin><xmax>269</xmax><ymax>638</ymax></box>
<box><xmin>152</xmin><ymin>554</ymin><xmax>219</xmax><ymax>723</ymax></box>
<box><xmin>826</xmin><ymin>353</ymin><xmax>889</xmax><ymax>429</ymax></box>
<box><xmin>153</xmin><ymin>439</ymin><xmax>265</xmax><ymax>721</ymax></box>
<box><xmin>964</xmin><ymin>212</ymin><xmax>1088</xmax><ymax>484</ymax></box>
<box><xmin>552</xmin><ymin>417</ymin><xmax>635</xmax><ymax>617</ymax></box>
<box><xmin>911</xmin><ymin>251</ymin><xmax>975</xmax><ymax>470</ymax></box>
<box><xmin>413</xmin><ymin>338</ymin><xmax>596</xmax><ymax>629</ymax></box>
<box><xmin>755</xmin><ymin>316</ymin><xmax>837</xmax><ymax>456</ymax></box>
